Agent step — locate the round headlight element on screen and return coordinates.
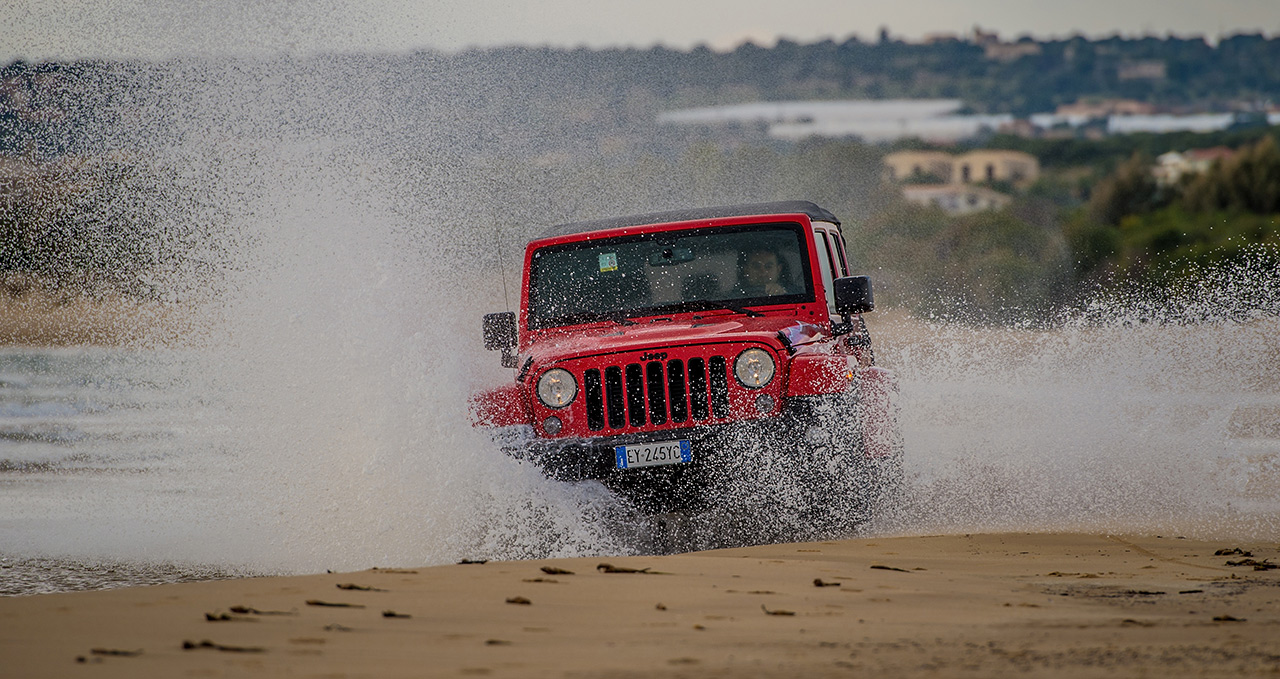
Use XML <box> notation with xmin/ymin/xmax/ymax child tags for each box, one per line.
<box><xmin>536</xmin><ymin>368</ymin><xmax>578</xmax><ymax>409</ymax></box>
<box><xmin>734</xmin><ymin>348</ymin><xmax>775</xmax><ymax>388</ymax></box>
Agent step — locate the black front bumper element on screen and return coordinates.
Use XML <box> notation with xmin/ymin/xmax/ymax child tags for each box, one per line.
<box><xmin>525</xmin><ymin>425</ymin><xmax>725</xmax><ymax>482</ymax></box>
<box><xmin>513</xmin><ymin>395</ymin><xmax>862</xmax><ymax>513</ymax></box>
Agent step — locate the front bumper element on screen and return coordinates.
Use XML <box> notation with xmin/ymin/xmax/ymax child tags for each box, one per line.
<box><xmin>494</xmin><ymin>394</ymin><xmax>866</xmax><ymax>512</ymax></box>
<box><xmin>525</xmin><ymin>424</ymin><xmax>731</xmax><ymax>481</ymax></box>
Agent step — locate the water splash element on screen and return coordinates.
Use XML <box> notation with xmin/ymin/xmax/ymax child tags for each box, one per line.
<box><xmin>873</xmin><ymin>253</ymin><xmax>1280</xmax><ymax>540</ymax></box>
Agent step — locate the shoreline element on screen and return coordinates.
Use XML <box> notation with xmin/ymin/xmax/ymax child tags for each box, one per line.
<box><xmin>0</xmin><ymin>289</ymin><xmax>199</xmax><ymax>347</ymax></box>
<box><xmin>3</xmin><ymin>531</ymin><xmax>1278</xmax><ymax>678</ymax></box>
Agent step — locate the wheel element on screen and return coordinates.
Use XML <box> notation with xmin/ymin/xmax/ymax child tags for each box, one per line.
<box><xmin>647</xmin><ymin>512</ymin><xmax>695</xmax><ymax>554</ymax></box>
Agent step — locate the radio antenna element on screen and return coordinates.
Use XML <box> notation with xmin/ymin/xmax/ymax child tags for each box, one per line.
<box><xmin>495</xmin><ymin>222</ymin><xmax>512</xmax><ymax>312</ymax></box>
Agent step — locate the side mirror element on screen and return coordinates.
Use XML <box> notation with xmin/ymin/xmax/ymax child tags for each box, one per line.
<box><xmin>483</xmin><ymin>312</ymin><xmax>516</xmax><ymax>350</ymax></box>
<box><xmin>833</xmin><ymin>276</ymin><xmax>874</xmax><ymax>315</ymax></box>
<box><xmin>482</xmin><ymin>312</ymin><xmax>518</xmax><ymax>368</ymax></box>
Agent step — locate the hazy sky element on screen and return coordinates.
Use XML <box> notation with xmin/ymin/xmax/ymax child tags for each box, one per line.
<box><xmin>4</xmin><ymin>0</ymin><xmax>1278</xmax><ymax>61</ymax></box>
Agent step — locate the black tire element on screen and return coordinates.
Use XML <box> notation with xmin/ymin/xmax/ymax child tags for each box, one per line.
<box><xmin>646</xmin><ymin>512</ymin><xmax>695</xmax><ymax>554</ymax></box>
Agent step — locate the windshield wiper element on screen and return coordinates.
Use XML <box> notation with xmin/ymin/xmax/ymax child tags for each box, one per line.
<box><xmin>721</xmin><ymin>304</ymin><xmax>764</xmax><ymax>318</ymax></box>
<box><xmin>601</xmin><ymin>312</ymin><xmax>638</xmax><ymax>326</ymax></box>
<box><xmin>668</xmin><ymin>301</ymin><xmax>766</xmax><ymax>319</ymax></box>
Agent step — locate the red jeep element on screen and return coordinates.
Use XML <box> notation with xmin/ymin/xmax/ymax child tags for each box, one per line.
<box><xmin>472</xmin><ymin>201</ymin><xmax>902</xmax><ymax>544</ymax></box>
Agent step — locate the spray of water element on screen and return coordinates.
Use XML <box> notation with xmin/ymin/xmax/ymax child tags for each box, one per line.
<box><xmin>876</xmin><ymin>254</ymin><xmax>1280</xmax><ymax>540</ymax></box>
<box><xmin>2</xmin><ymin>55</ymin><xmax>639</xmax><ymax>579</ymax></box>
<box><xmin>145</xmin><ymin>75</ymin><xmax>640</xmax><ymax>571</ymax></box>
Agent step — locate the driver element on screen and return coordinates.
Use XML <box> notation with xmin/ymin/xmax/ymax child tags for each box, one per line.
<box><xmin>736</xmin><ymin>247</ymin><xmax>792</xmax><ymax>297</ymax></box>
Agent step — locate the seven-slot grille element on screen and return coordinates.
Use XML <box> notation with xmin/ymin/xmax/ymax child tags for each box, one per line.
<box><xmin>582</xmin><ymin>356</ymin><xmax>730</xmax><ymax>431</ymax></box>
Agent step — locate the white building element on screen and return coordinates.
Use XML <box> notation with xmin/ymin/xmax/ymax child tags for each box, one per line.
<box><xmin>658</xmin><ymin>99</ymin><xmax>1012</xmax><ymax>143</ymax></box>
<box><xmin>1153</xmin><ymin>147</ymin><xmax>1236</xmax><ymax>185</ymax></box>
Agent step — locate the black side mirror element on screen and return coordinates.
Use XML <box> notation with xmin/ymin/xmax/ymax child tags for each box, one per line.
<box><xmin>482</xmin><ymin>312</ymin><xmax>518</xmax><ymax>368</ymax></box>
<box><xmin>833</xmin><ymin>276</ymin><xmax>875</xmax><ymax>315</ymax></box>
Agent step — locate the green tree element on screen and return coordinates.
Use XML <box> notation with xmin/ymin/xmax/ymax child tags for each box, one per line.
<box><xmin>1087</xmin><ymin>152</ymin><xmax>1163</xmax><ymax>226</ymax></box>
<box><xmin>1116</xmin><ymin>207</ymin><xmax>1280</xmax><ymax>281</ymax></box>
<box><xmin>1062</xmin><ymin>208</ymin><xmax>1121</xmax><ymax>282</ymax></box>
<box><xmin>1182</xmin><ymin>136</ymin><xmax>1280</xmax><ymax>214</ymax></box>
<box><xmin>848</xmin><ymin>202</ymin><xmax>1069</xmax><ymax>323</ymax></box>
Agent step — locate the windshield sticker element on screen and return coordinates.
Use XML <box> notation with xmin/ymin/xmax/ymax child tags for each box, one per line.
<box><xmin>598</xmin><ymin>252</ymin><xmax>618</xmax><ymax>272</ymax></box>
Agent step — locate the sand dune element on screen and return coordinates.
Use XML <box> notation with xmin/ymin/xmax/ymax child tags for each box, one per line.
<box><xmin>2</xmin><ymin>532</ymin><xmax>1278</xmax><ymax>678</ymax></box>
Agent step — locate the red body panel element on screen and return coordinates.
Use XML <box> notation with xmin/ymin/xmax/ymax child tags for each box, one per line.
<box><xmin>784</xmin><ymin>353</ymin><xmax>856</xmax><ymax>396</ymax></box>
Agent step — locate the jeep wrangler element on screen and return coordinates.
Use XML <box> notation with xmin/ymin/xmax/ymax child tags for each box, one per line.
<box><xmin>472</xmin><ymin>201</ymin><xmax>902</xmax><ymax>543</ymax></box>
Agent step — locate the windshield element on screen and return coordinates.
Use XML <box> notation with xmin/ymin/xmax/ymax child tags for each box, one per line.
<box><xmin>526</xmin><ymin>223</ymin><xmax>814</xmax><ymax>329</ymax></box>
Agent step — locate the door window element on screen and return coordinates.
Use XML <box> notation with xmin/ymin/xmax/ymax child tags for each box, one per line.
<box><xmin>828</xmin><ymin>230</ymin><xmax>850</xmax><ymax>275</ymax></box>
<box><xmin>812</xmin><ymin>229</ymin><xmax>838</xmax><ymax>314</ymax></box>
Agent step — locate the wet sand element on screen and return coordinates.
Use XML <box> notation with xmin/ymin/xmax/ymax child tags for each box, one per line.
<box><xmin>3</xmin><ymin>532</ymin><xmax>1278</xmax><ymax>678</ymax></box>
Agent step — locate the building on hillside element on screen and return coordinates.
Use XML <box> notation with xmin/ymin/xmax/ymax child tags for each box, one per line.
<box><xmin>1153</xmin><ymin>147</ymin><xmax>1236</xmax><ymax>185</ymax></box>
<box><xmin>997</xmin><ymin>118</ymin><xmax>1040</xmax><ymax>138</ymax></box>
<box><xmin>884</xmin><ymin>148</ymin><xmax>1037</xmax><ymax>214</ymax></box>
<box><xmin>972</xmin><ymin>27</ymin><xmax>1000</xmax><ymax>47</ymax></box>
<box><xmin>969</xmin><ymin>27</ymin><xmax>1043</xmax><ymax>62</ymax></box>
<box><xmin>881</xmin><ymin>150</ymin><xmax>956</xmax><ymax>183</ymax></box>
<box><xmin>984</xmin><ymin>41</ymin><xmax>1042</xmax><ymax>62</ymax></box>
<box><xmin>955</xmin><ymin>149</ymin><xmax>1040</xmax><ymax>184</ymax></box>
<box><xmin>1053</xmin><ymin>99</ymin><xmax>1156</xmax><ymax>121</ymax></box>
<box><xmin>1117</xmin><ymin>60</ymin><xmax>1168</xmax><ymax>81</ymax></box>
<box><xmin>901</xmin><ymin>184</ymin><xmax>1012</xmax><ymax>214</ymax></box>
<box><xmin>883</xmin><ymin>149</ymin><xmax>1039</xmax><ymax>186</ymax></box>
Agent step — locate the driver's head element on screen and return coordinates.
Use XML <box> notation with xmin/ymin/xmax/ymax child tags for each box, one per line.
<box><xmin>740</xmin><ymin>249</ymin><xmax>781</xmax><ymax>287</ymax></box>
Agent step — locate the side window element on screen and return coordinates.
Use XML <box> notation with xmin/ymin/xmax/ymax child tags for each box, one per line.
<box><xmin>819</xmin><ymin>231</ymin><xmax>844</xmax><ymax>279</ymax></box>
<box><xmin>828</xmin><ymin>231</ymin><xmax>850</xmax><ymax>276</ymax></box>
<box><xmin>811</xmin><ymin>229</ymin><xmax>838</xmax><ymax>314</ymax></box>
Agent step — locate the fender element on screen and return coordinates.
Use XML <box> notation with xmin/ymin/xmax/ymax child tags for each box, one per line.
<box><xmin>785</xmin><ymin>354</ymin><xmax>856</xmax><ymax>396</ymax></box>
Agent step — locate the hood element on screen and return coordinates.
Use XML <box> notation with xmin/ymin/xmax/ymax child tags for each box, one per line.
<box><xmin>522</xmin><ymin>316</ymin><xmax>828</xmax><ymax>367</ymax></box>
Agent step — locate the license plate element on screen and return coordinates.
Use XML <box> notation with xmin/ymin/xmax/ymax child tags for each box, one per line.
<box><xmin>615</xmin><ymin>440</ymin><xmax>692</xmax><ymax>469</ymax></box>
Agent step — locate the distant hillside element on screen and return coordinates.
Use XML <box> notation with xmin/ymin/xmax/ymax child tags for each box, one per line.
<box><xmin>4</xmin><ymin>33</ymin><xmax>1280</xmax><ymax>163</ymax></box>
<box><xmin>451</xmin><ymin>32</ymin><xmax>1280</xmax><ymax>115</ymax></box>
<box><xmin>3</xmin><ymin>34</ymin><xmax>1278</xmax><ymax>324</ymax></box>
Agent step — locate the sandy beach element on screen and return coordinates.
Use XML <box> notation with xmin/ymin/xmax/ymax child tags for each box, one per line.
<box><xmin>2</xmin><ymin>532</ymin><xmax>1278</xmax><ymax>678</ymax></box>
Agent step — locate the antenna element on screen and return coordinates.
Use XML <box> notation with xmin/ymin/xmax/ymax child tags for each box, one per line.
<box><xmin>495</xmin><ymin>222</ymin><xmax>512</xmax><ymax>312</ymax></box>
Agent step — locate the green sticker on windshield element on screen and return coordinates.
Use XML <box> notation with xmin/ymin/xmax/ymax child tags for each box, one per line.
<box><xmin>598</xmin><ymin>253</ymin><xmax>618</xmax><ymax>272</ymax></box>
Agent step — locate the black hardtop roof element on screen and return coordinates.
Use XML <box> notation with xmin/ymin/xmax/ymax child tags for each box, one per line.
<box><xmin>541</xmin><ymin>201</ymin><xmax>840</xmax><ymax>239</ymax></box>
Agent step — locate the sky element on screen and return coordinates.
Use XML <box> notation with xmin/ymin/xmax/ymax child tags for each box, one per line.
<box><xmin>3</xmin><ymin>0</ymin><xmax>1278</xmax><ymax>61</ymax></box>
